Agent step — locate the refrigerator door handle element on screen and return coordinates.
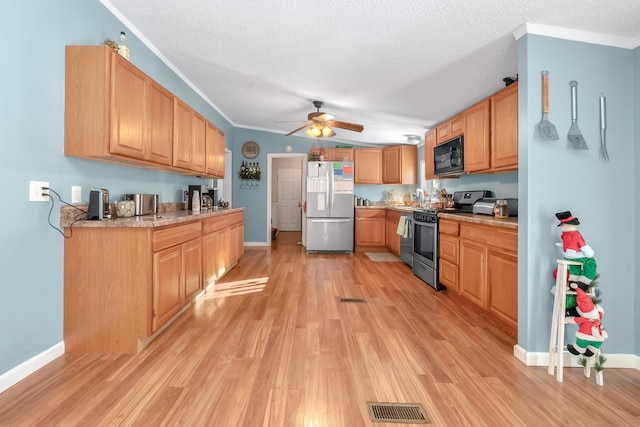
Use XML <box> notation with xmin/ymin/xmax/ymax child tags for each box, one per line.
<box><xmin>330</xmin><ymin>170</ymin><xmax>335</xmax><ymax>209</ymax></box>
<box><xmin>310</xmin><ymin>219</ymin><xmax>352</xmax><ymax>223</ymax></box>
<box><xmin>325</xmin><ymin>170</ymin><xmax>330</xmax><ymax>210</ymax></box>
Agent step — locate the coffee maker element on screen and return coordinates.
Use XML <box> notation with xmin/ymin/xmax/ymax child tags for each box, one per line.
<box><xmin>188</xmin><ymin>185</ymin><xmax>207</xmax><ymax>211</ymax></box>
<box><xmin>88</xmin><ymin>188</ymin><xmax>111</xmax><ymax>220</ymax></box>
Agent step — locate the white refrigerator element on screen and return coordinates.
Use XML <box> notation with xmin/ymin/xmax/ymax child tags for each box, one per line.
<box><xmin>306</xmin><ymin>161</ymin><xmax>354</xmax><ymax>253</ymax></box>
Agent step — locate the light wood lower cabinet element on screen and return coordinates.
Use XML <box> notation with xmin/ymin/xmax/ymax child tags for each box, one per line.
<box><xmin>459</xmin><ymin>240</ymin><xmax>488</xmax><ymax>306</ymax></box>
<box><xmin>438</xmin><ymin>219</ymin><xmax>459</xmax><ymax>292</ymax></box>
<box><xmin>202</xmin><ymin>211</ymin><xmax>244</xmax><ymax>287</ymax></box>
<box><xmin>355</xmin><ymin>208</ymin><xmax>386</xmax><ymax>249</ymax></box>
<box><xmin>64</xmin><ymin>211</ymin><xmax>244</xmax><ymax>353</ymax></box>
<box><xmin>153</xmin><ymin>244</ymin><xmax>186</xmax><ymax>332</ymax></box>
<box><xmin>385</xmin><ymin>210</ymin><xmax>401</xmax><ymax>256</ymax></box>
<box><xmin>439</xmin><ymin>218</ymin><xmax>518</xmax><ymax>332</ymax></box>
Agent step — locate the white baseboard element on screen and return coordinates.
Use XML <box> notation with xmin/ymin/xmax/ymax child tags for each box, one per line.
<box><xmin>0</xmin><ymin>342</ymin><xmax>65</xmax><ymax>394</ymax></box>
<box><xmin>244</xmin><ymin>242</ymin><xmax>270</xmax><ymax>247</ymax></box>
<box><xmin>513</xmin><ymin>344</ymin><xmax>640</xmax><ymax>370</ymax></box>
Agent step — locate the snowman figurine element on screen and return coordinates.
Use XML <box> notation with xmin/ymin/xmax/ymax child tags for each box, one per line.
<box><xmin>555</xmin><ymin>211</ymin><xmax>597</xmax><ymax>292</ymax></box>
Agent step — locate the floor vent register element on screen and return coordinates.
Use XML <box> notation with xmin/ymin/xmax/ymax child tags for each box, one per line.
<box><xmin>367</xmin><ymin>402</ymin><xmax>431</xmax><ymax>424</ymax></box>
<box><xmin>338</xmin><ymin>297</ymin><xmax>367</xmax><ymax>303</ymax></box>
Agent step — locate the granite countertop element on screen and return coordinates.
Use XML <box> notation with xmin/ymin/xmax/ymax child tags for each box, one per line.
<box><xmin>355</xmin><ymin>204</ymin><xmax>420</xmax><ymax>212</ymax></box>
<box><xmin>355</xmin><ymin>204</ymin><xmax>518</xmax><ymax>229</ymax></box>
<box><xmin>60</xmin><ymin>203</ymin><xmax>244</xmax><ymax>229</ymax></box>
<box><xmin>438</xmin><ymin>212</ymin><xmax>518</xmax><ymax>229</ymax></box>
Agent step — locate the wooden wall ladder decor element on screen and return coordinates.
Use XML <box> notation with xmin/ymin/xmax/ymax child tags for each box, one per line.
<box><xmin>548</xmin><ymin>259</ymin><xmax>604</xmax><ymax>385</ymax></box>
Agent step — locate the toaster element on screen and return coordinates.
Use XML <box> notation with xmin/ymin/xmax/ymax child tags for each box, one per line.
<box><xmin>124</xmin><ymin>193</ymin><xmax>158</xmax><ymax>216</ymax></box>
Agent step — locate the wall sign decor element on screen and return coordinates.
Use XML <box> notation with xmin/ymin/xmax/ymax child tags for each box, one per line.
<box><xmin>242</xmin><ymin>141</ymin><xmax>260</xmax><ymax>159</ymax></box>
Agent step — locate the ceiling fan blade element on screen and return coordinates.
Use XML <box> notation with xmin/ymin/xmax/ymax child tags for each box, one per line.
<box><xmin>285</xmin><ymin>123</ymin><xmax>311</xmax><ymax>136</ymax></box>
<box><xmin>327</xmin><ymin>120</ymin><xmax>364</xmax><ymax>133</ymax></box>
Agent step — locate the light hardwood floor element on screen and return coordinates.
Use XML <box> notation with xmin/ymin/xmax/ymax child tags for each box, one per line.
<box><xmin>1</xmin><ymin>231</ymin><xmax>639</xmax><ymax>426</ymax></box>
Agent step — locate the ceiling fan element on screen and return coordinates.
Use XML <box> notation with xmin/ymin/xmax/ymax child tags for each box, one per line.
<box><xmin>285</xmin><ymin>100</ymin><xmax>364</xmax><ymax>138</ymax></box>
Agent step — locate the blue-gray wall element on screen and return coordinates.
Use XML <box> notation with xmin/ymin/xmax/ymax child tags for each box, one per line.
<box><xmin>0</xmin><ymin>0</ymin><xmax>232</xmax><ymax>375</ymax></box>
<box><xmin>519</xmin><ymin>35</ymin><xmax>637</xmax><ymax>354</ymax></box>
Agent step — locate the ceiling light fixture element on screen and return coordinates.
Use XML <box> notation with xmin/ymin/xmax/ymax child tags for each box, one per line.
<box><xmin>404</xmin><ymin>134</ymin><xmax>421</xmax><ymax>144</ymax></box>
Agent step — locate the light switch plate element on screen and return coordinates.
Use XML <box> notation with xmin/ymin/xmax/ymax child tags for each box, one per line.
<box><xmin>72</xmin><ymin>186</ymin><xmax>82</xmax><ymax>203</ymax></box>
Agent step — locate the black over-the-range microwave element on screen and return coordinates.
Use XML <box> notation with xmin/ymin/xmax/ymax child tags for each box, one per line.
<box><xmin>434</xmin><ymin>136</ymin><xmax>464</xmax><ymax>176</ymax></box>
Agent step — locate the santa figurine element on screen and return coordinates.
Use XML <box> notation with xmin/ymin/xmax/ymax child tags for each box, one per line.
<box><xmin>555</xmin><ymin>211</ymin><xmax>597</xmax><ymax>292</ymax></box>
<box><xmin>566</xmin><ymin>287</ymin><xmax>607</xmax><ymax>357</ymax></box>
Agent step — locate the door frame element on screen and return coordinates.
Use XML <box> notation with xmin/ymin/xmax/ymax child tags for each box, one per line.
<box><xmin>267</xmin><ymin>153</ymin><xmax>306</xmax><ymax>245</ymax></box>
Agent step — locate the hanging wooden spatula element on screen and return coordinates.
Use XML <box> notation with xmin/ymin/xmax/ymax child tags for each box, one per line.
<box><xmin>568</xmin><ymin>80</ymin><xmax>588</xmax><ymax>149</ymax></box>
<box><xmin>538</xmin><ymin>71</ymin><xmax>559</xmax><ymax>140</ymax></box>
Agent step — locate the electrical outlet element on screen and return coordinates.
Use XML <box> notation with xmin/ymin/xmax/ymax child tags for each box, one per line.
<box><xmin>29</xmin><ymin>181</ymin><xmax>49</xmax><ymax>202</ymax></box>
<box><xmin>72</xmin><ymin>186</ymin><xmax>82</xmax><ymax>203</ymax></box>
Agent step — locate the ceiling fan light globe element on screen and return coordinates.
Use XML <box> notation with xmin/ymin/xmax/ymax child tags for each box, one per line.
<box><xmin>322</xmin><ymin>127</ymin><xmax>335</xmax><ymax>137</ymax></box>
<box><xmin>306</xmin><ymin>127</ymin><xmax>322</xmax><ymax>137</ymax></box>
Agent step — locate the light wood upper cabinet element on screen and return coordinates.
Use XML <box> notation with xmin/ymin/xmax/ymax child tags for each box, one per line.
<box><xmin>111</xmin><ymin>56</ymin><xmax>148</xmax><ymax>159</ymax></box>
<box><xmin>173</xmin><ymin>98</ymin><xmax>193</xmax><ymax>170</ymax></box>
<box><xmin>205</xmin><ymin>122</ymin><xmax>225</xmax><ymax>178</ymax></box>
<box><xmin>309</xmin><ymin>147</ymin><xmax>353</xmax><ymax>162</ymax></box>
<box><xmin>147</xmin><ymin>82</ymin><xmax>174</xmax><ymax>166</ymax></box>
<box><xmin>64</xmin><ymin>45</ymin><xmax>226</xmax><ymax>178</ymax></box>
<box><xmin>436</xmin><ymin>113</ymin><xmax>464</xmax><ymax>144</ymax></box>
<box><xmin>354</xmin><ymin>149</ymin><xmax>382</xmax><ymax>184</ymax></box>
<box><xmin>463</xmin><ymin>99</ymin><xmax>491</xmax><ymax>173</ymax></box>
<box><xmin>191</xmin><ymin>112</ymin><xmax>207</xmax><ymax>174</ymax></box>
<box><xmin>65</xmin><ymin>46</ymin><xmax>152</xmax><ymax>162</ymax></box>
<box><xmin>334</xmin><ymin>148</ymin><xmax>354</xmax><ymax>162</ymax></box>
<box><xmin>424</xmin><ymin>129</ymin><xmax>436</xmax><ymax>180</ymax></box>
<box><xmin>490</xmin><ymin>82</ymin><xmax>518</xmax><ymax>171</ymax></box>
<box><xmin>382</xmin><ymin>145</ymin><xmax>418</xmax><ymax>185</ymax></box>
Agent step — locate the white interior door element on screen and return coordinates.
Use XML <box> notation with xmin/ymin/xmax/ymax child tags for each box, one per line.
<box><xmin>277</xmin><ymin>168</ymin><xmax>302</xmax><ymax>231</ymax></box>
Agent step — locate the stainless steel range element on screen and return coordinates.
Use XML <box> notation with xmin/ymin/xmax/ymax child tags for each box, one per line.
<box><xmin>412</xmin><ymin>209</ymin><xmax>444</xmax><ymax>290</ymax></box>
<box><xmin>412</xmin><ymin>190</ymin><xmax>491</xmax><ymax>291</ymax></box>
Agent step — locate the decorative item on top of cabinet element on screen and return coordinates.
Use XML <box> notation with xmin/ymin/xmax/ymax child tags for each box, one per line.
<box><xmin>354</xmin><ymin>149</ymin><xmax>382</xmax><ymax>184</ymax></box>
<box><xmin>382</xmin><ymin>145</ymin><xmax>418</xmax><ymax>184</ymax></box>
<box><xmin>436</xmin><ymin>113</ymin><xmax>464</xmax><ymax>145</ymax></box>
<box><xmin>490</xmin><ymin>81</ymin><xmax>518</xmax><ymax>171</ymax></box>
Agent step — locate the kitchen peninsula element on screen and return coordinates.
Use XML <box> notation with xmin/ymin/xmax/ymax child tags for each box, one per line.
<box><xmin>61</xmin><ymin>205</ymin><xmax>244</xmax><ymax>353</ymax></box>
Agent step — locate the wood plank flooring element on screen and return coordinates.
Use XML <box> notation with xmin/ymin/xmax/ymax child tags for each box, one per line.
<box><xmin>1</xmin><ymin>231</ymin><xmax>639</xmax><ymax>426</ymax></box>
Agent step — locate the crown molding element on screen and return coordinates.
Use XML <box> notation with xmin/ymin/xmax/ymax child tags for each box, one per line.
<box><xmin>513</xmin><ymin>23</ymin><xmax>640</xmax><ymax>50</ymax></box>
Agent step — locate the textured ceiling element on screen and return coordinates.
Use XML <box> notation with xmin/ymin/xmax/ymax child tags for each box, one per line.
<box><xmin>104</xmin><ymin>0</ymin><xmax>640</xmax><ymax>146</ymax></box>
